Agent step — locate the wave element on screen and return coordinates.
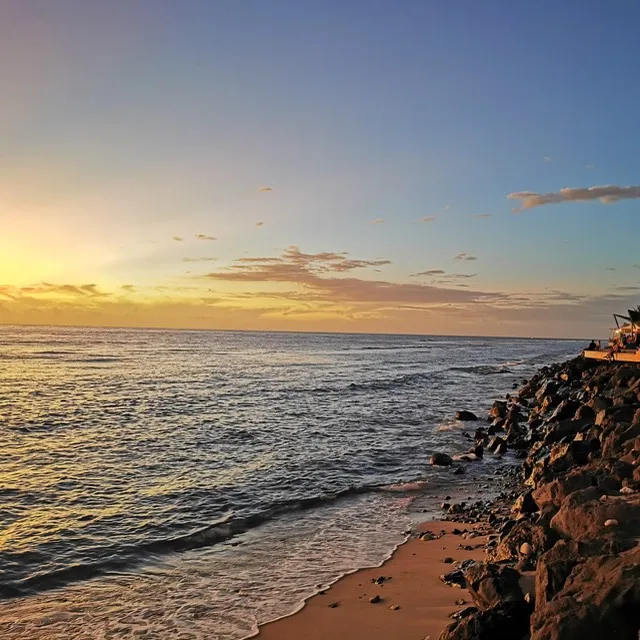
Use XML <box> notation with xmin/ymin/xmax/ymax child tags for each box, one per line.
<box><xmin>0</xmin><ymin>483</ymin><xmax>406</xmax><ymax>599</ymax></box>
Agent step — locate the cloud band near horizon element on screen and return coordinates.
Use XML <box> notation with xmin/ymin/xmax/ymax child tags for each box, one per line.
<box><xmin>508</xmin><ymin>185</ymin><xmax>640</xmax><ymax>211</ymax></box>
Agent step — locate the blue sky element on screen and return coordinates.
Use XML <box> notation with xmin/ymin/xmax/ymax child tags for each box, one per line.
<box><xmin>1</xmin><ymin>0</ymin><xmax>640</xmax><ymax>336</ymax></box>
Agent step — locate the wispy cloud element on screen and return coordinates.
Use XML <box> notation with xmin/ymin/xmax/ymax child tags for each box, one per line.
<box><xmin>182</xmin><ymin>257</ymin><xmax>218</xmax><ymax>263</ymax></box>
<box><xmin>256</xmin><ymin>221</ymin><xmax>264</xmax><ymax>227</ymax></box>
<box><xmin>543</xmin><ymin>156</ymin><xmax>554</xmax><ymax>163</ymax></box>
<box><xmin>173</xmin><ymin>236</ymin><xmax>184</xmax><ymax>242</ymax></box>
<box><xmin>454</xmin><ymin>253</ymin><xmax>477</xmax><ymax>261</ymax></box>
<box><xmin>473</xmin><ymin>213</ymin><xmax>492</xmax><ymax>219</ymax></box>
<box><xmin>195</xmin><ymin>233</ymin><xmax>216</xmax><ymax>241</ymax></box>
<box><xmin>508</xmin><ymin>185</ymin><xmax>640</xmax><ymax>211</ymax></box>
<box><xmin>12</xmin><ymin>283</ymin><xmax>109</xmax><ymax>298</ymax></box>
<box><xmin>606</xmin><ymin>267</ymin><xmax>617</xmax><ymax>271</ymax></box>
<box><xmin>585</xmin><ymin>164</ymin><xmax>595</xmax><ymax>169</ymax></box>
<box><xmin>121</xmin><ymin>284</ymin><xmax>136</xmax><ymax>292</ymax></box>
<box><xmin>259</xmin><ymin>186</ymin><xmax>273</xmax><ymax>192</ymax></box>
<box><xmin>201</xmin><ymin>246</ymin><xmax>498</xmax><ymax>306</ymax></box>
<box><xmin>411</xmin><ymin>269</ymin><xmax>446</xmax><ymax>277</ymax></box>
<box><xmin>420</xmin><ymin>216</ymin><xmax>437</xmax><ymax>222</ymax></box>
<box><xmin>371</xmin><ymin>218</ymin><xmax>384</xmax><ymax>224</ymax></box>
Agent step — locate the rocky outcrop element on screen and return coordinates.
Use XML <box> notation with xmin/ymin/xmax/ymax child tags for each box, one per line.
<box><xmin>464</xmin><ymin>563</ymin><xmax>524</xmax><ymax>610</ymax></box>
<box><xmin>436</xmin><ymin>357</ymin><xmax>640</xmax><ymax>640</ymax></box>
<box><xmin>455</xmin><ymin>410</ymin><xmax>478</xmax><ymax>421</ymax></box>
<box><xmin>430</xmin><ymin>452</ymin><xmax>453</xmax><ymax>466</ymax></box>
<box><xmin>531</xmin><ymin>547</ymin><xmax>640</xmax><ymax>639</ymax></box>
<box><xmin>440</xmin><ymin>600</ymin><xmax>532</xmax><ymax>640</ymax></box>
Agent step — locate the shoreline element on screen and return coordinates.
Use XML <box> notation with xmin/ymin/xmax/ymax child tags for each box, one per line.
<box><xmin>256</xmin><ymin>520</ymin><xmax>491</xmax><ymax>640</ymax></box>
<box><xmin>258</xmin><ymin>354</ymin><xmax>640</xmax><ymax>639</ymax></box>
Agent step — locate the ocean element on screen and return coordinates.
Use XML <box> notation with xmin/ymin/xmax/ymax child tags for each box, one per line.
<box><xmin>0</xmin><ymin>326</ymin><xmax>581</xmax><ymax>639</ymax></box>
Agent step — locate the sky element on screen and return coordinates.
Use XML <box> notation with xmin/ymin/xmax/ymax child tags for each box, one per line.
<box><xmin>2</xmin><ymin>0</ymin><xmax>640</xmax><ymax>337</ymax></box>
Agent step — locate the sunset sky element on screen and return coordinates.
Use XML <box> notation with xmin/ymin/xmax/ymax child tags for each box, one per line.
<box><xmin>2</xmin><ymin>0</ymin><xmax>640</xmax><ymax>337</ymax></box>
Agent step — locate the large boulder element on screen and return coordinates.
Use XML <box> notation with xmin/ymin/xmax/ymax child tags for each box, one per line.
<box><xmin>534</xmin><ymin>540</ymin><xmax>580</xmax><ymax>607</ymax></box>
<box><xmin>430</xmin><ymin>452</ymin><xmax>453</xmax><ymax>466</ymax></box>
<box><xmin>465</xmin><ymin>563</ymin><xmax>524</xmax><ymax>610</ymax></box>
<box><xmin>550</xmin><ymin>399</ymin><xmax>581</xmax><ymax>422</ymax></box>
<box><xmin>532</xmin><ymin>468</ymin><xmax>595</xmax><ymax>511</ymax></box>
<box><xmin>490</xmin><ymin>519</ymin><xmax>556</xmax><ymax>562</ymax></box>
<box><xmin>530</xmin><ymin>546</ymin><xmax>640</xmax><ymax>640</ymax></box>
<box><xmin>489</xmin><ymin>401</ymin><xmax>508</xmax><ymax>421</ymax></box>
<box><xmin>601</xmin><ymin>422</ymin><xmax>640</xmax><ymax>459</ymax></box>
<box><xmin>440</xmin><ymin>600</ymin><xmax>532</xmax><ymax>640</ymax></box>
<box><xmin>456</xmin><ymin>410</ymin><xmax>478</xmax><ymax>421</ymax></box>
<box><xmin>550</xmin><ymin>488</ymin><xmax>640</xmax><ymax>544</ymax></box>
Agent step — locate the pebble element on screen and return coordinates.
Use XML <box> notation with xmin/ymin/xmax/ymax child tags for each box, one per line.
<box><xmin>390</xmin><ymin>604</ymin><xmax>401</xmax><ymax>610</ymax></box>
<box><xmin>328</xmin><ymin>602</ymin><xmax>340</xmax><ymax>608</ymax></box>
<box><xmin>604</xmin><ymin>519</ymin><xmax>619</xmax><ymax>527</ymax></box>
<box><xmin>369</xmin><ymin>595</ymin><xmax>382</xmax><ymax>604</ymax></box>
<box><xmin>520</xmin><ymin>542</ymin><xmax>533</xmax><ymax>556</ymax></box>
<box><xmin>443</xmin><ymin>557</ymin><xmax>454</xmax><ymax>563</ymax></box>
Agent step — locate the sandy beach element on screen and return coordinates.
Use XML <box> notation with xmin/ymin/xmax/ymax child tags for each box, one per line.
<box><xmin>257</xmin><ymin>520</ymin><xmax>489</xmax><ymax>640</ymax></box>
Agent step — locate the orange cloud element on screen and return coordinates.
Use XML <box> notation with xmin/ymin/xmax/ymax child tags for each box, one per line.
<box><xmin>195</xmin><ymin>233</ymin><xmax>216</xmax><ymax>241</ymax></box>
<box><xmin>173</xmin><ymin>236</ymin><xmax>184</xmax><ymax>242</ymax></box>
<box><xmin>508</xmin><ymin>185</ymin><xmax>640</xmax><ymax>211</ymax></box>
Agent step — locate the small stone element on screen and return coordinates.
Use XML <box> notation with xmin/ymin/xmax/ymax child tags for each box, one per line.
<box><xmin>443</xmin><ymin>557</ymin><xmax>454</xmax><ymax>564</ymax></box>
<box><xmin>329</xmin><ymin>602</ymin><xmax>340</xmax><ymax>608</ymax></box>
<box><xmin>369</xmin><ymin>595</ymin><xmax>382</xmax><ymax>604</ymax></box>
<box><xmin>390</xmin><ymin>604</ymin><xmax>401</xmax><ymax>610</ymax></box>
<box><xmin>519</xmin><ymin>542</ymin><xmax>533</xmax><ymax>556</ymax></box>
<box><xmin>455</xmin><ymin>599</ymin><xmax>467</xmax><ymax>606</ymax></box>
<box><xmin>604</xmin><ymin>519</ymin><xmax>619</xmax><ymax>527</ymax></box>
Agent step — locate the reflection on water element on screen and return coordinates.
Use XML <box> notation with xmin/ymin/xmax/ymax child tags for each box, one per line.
<box><xmin>0</xmin><ymin>495</ymin><xmax>410</xmax><ymax>640</ymax></box>
<box><xmin>0</xmin><ymin>326</ymin><xmax>581</xmax><ymax>638</ymax></box>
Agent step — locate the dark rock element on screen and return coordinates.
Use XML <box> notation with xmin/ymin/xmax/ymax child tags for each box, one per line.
<box><xmin>532</xmin><ymin>468</ymin><xmax>596</xmax><ymax>511</ymax></box>
<box><xmin>451</xmin><ymin>606</ymin><xmax>478</xmax><ymax>620</ymax></box>
<box><xmin>453</xmin><ymin>466</ymin><xmax>465</xmax><ymax>475</ymax></box>
<box><xmin>535</xmin><ymin>540</ymin><xmax>580</xmax><ymax>607</ymax></box>
<box><xmin>530</xmin><ymin>546</ymin><xmax>640</xmax><ymax>640</ymax></box>
<box><xmin>574</xmin><ymin>404</ymin><xmax>595</xmax><ymax>421</ymax></box>
<box><xmin>512</xmin><ymin>489</ymin><xmax>539</xmax><ymax>516</ymax></box>
<box><xmin>440</xmin><ymin>569</ymin><xmax>467</xmax><ymax>588</ymax></box>
<box><xmin>431</xmin><ymin>452</ymin><xmax>453</xmax><ymax>466</ymax></box>
<box><xmin>456</xmin><ymin>410</ymin><xmax>478</xmax><ymax>421</ymax></box>
<box><xmin>369</xmin><ymin>594</ymin><xmax>382</xmax><ymax>604</ymax></box>
<box><xmin>490</xmin><ymin>520</ymin><xmax>556</xmax><ymax>562</ymax></box>
<box><xmin>465</xmin><ymin>563</ymin><xmax>524</xmax><ymax>610</ymax></box>
<box><xmin>550</xmin><ymin>399</ymin><xmax>581</xmax><ymax>422</ymax></box>
<box><xmin>489</xmin><ymin>401</ymin><xmax>508</xmax><ymax>420</ymax></box>
<box><xmin>439</xmin><ymin>600</ymin><xmax>532</xmax><ymax>640</ymax></box>
<box><xmin>550</xmin><ymin>488</ymin><xmax>640</xmax><ymax>544</ymax></box>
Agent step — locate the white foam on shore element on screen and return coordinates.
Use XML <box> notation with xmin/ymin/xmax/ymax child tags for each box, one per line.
<box><xmin>0</xmin><ymin>494</ymin><xmax>411</xmax><ymax>640</ymax></box>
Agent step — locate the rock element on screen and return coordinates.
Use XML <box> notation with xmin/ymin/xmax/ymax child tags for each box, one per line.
<box><xmin>431</xmin><ymin>452</ymin><xmax>453</xmax><ymax>466</ymax></box>
<box><xmin>550</xmin><ymin>399</ymin><xmax>581</xmax><ymax>422</ymax></box>
<box><xmin>440</xmin><ymin>569</ymin><xmax>467</xmax><ymax>588</ymax></box>
<box><xmin>604</xmin><ymin>518</ymin><xmax>619</xmax><ymax>527</ymax></box>
<box><xmin>550</xmin><ymin>488</ymin><xmax>640</xmax><ymax>544</ymax></box>
<box><xmin>574</xmin><ymin>404</ymin><xmax>596</xmax><ymax>421</ymax></box>
<box><xmin>519</xmin><ymin>542</ymin><xmax>532</xmax><ymax>556</ymax></box>
<box><xmin>595</xmin><ymin>404</ymin><xmax>638</xmax><ymax>429</ymax></box>
<box><xmin>536</xmin><ymin>380</ymin><xmax>558</xmax><ymax>402</ymax></box>
<box><xmin>530</xmin><ymin>546</ymin><xmax>640</xmax><ymax>640</ymax></box>
<box><xmin>490</xmin><ymin>520</ymin><xmax>556</xmax><ymax>562</ymax></box>
<box><xmin>602</xmin><ymin>422</ymin><xmax>640</xmax><ymax>459</ymax></box>
<box><xmin>488</xmin><ymin>436</ymin><xmax>506</xmax><ymax>452</ymax></box>
<box><xmin>450</xmin><ymin>606</ymin><xmax>478</xmax><ymax>620</ymax></box>
<box><xmin>369</xmin><ymin>594</ymin><xmax>382</xmax><ymax>604</ymax></box>
<box><xmin>534</xmin><ymin>540</ymin><xmax>580</xmax><ymax>607</ymax></box>
<box><xmin>464</xmin><ymin>563</ymin><xmax>524</xmax><ymax>610</ymax></box>
<box><xmin>512</xmin><ymin>489</ymin><xmax>539</xmax><ymax>516</ymax></box>
<box><xmin>453</xmin><ymin>466</ymin><xmax>465</xmax><ymax>475</ymax></box>
<box><xmin>588</xmin><ymin>395</ymin><xmax>612</xmax><ymax>413</ymax></box>
<box><xmin>456</xmin><ymin>410</ymin><xmax>478</xmax><ymax>421</ymax></box>
<box><xmin>328</xmin><ymin>601</ymin><xmax>340</xmax><ymax>608</ymax></box>
<box><xmin>532</xmin><ymin>468</ymin><xmax>596</xmax><ymax>511</ymax></box>
<box><xmin>389</xmin><ymin>604</ymin><xmax>400</xmax><ymax>610</ymax></box>
<box><xmin>489</xmin><ymin>401</ymin><xmax>508</xmax><ymax>421</ymax></box>
<box><xmin>439</xmin><ymin>600</ymin><xmax>532</xmax><ymax>640</ymax></box>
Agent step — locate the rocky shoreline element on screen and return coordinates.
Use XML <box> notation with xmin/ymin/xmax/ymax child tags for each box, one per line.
<box><xmin>428</xmin><ymin>355</ymin><xmax>640</xmax><ymax>639</ymax></box>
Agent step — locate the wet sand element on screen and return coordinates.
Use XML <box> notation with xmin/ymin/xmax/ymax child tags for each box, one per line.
<box><xmin>257</xmin><ymin>520</ymin><xmax>488</xmax><ymax>640</ymax></box>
